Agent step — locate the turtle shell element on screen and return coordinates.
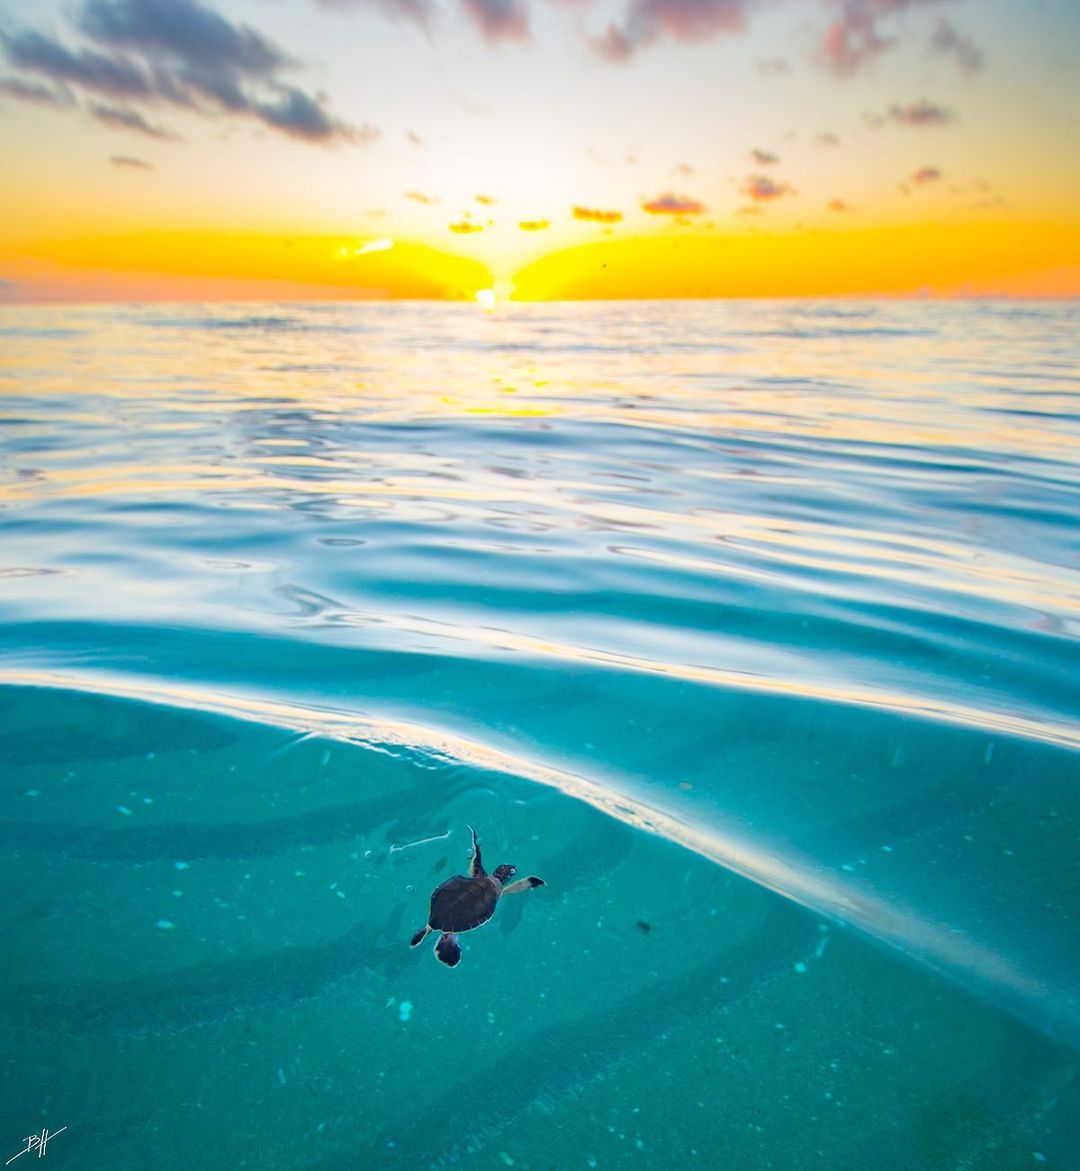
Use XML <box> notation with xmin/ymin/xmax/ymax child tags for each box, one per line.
<box><xmin>427</xmin><ymin>874</ymin><xmax>499</xmax><ymax>934</ymax></box>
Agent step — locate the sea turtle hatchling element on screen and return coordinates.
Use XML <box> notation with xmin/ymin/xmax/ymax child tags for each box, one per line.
<box><xmin>409</xmin><ymin>826</ymin><xmax>545</xmax><ymax>968</ymax></box>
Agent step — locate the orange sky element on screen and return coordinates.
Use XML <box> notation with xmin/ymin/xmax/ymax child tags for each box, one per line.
<box><xmin>5</xmin><ymin>221</ymin><xmax>1078</xmax><ymax>303</ymax></box>
<box><xmin>1</xmin><ymin>0</ymin><xmax>1078</xmax><ymax>301</ymax></box>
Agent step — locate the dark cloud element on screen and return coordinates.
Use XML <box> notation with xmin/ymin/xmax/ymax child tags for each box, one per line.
<box><xmin>751</xmin><ymin>148</ymin><xmax>778</xmax><ymax>165</ymax></box>
<box><xmin>110</xmin><ymin>153</ymin><xmax>153</xmax><ymax>167</ymax></box>
<box><xmin>79</xmin><ymin>0</ymin><xmax>291</xmax><ymax>75</ymax></box>
<box><xmin>0</xmin><ymin>0</ymin><xmax>367</xmax><ymax>146</ymax></box>
<box><xmin>818</xmin><ymin>0</ymin><xmax>951</xmax><ymax>78</ymax></box>
<box><xmin>594</xmin><ymin>0</ymin><xmax>749</xmax><ymax>63</ymax></box>
<box><xmin>642</xmin><ymin>192</ymin><xmax>706</xmax><ymax>215</ymax></box>
<box><xmin>89</xmin><ymin>101</ymin><xmax>178</xmax><ymax>138</ymax></box>
<box><xmin>743</xmin><ymin>173</ymin><xmax>792</xmax><ymax>201</ymax></box>
<box><xmin>462</xmin><ymin>0</ymin><xmax>530</xmax><ymax>43</ymax></box>
<box><xmin>886</xmin><ymin>99</ymin><xmax>953</xmax><ymax>126</ymax></box>
<box><xmin>0</xmin><ymin>75</ymin><xmax>74</xmax><ymax>104</ymax></box>
<box><xmin>573</xmin><ymin>206</ymin><xmax>623</xmax><ymax>223</ymax></box>
<box><xmin>930</xmin><ymin>17</ymin><xmax>983</xmax><ymax>74</ymax></box>
<box><xmin>912</xmin><ymin>165</ymin><xmax>942</xmax><ymax>184</ymax></box>
<box><xmin>257</xmin><ymin>87</ymin><xmax>373</xmax><ymax>144</ymax></box>
<box><xmin>1</xmin><ymin>28</ymin><xmax>154</xmax><ymax>98</ymax></box>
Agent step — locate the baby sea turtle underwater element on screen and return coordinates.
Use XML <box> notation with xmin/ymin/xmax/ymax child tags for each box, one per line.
<box><xmin>410</xmin><ymin>826</ymin><xmax>545</xmax><ymax>968</ymax></box>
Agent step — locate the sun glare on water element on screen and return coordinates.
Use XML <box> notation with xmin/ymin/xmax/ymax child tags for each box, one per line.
<box><xmin>475</xmin><ymin>288</ymin><xmax>496</xmax><ymax>311</ymax></box>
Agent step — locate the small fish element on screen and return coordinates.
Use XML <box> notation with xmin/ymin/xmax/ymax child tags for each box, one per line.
<box><xmin>636</xmin><ymin>920</ymin><xmax>651</xmax><ymax>934</ymax></box>
<box><xmin>433</xmin><ymin>855</ymin><xmax>448</xmax><ymax>874</ymax></box>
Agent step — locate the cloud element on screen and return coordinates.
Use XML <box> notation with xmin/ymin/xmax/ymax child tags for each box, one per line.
<box><xmin>930</xmin><ymin>17</ymin><xmax>982</xmax><ymax>73</ymax></box>
<box><xmin>80</xmin><ymin>0</ymin><xmax>290</xmax><ymax>75</ymax></box>
<box><xmin>319</xmin><ymin>0</ymin><xmax>536</xmax><ymax>45</ymax></box>
<box><xmin>573</xmin><ymin>206</ymin><xmax>623</xmax><ymax>223</ymax></box>
<box><xmin>1</xmin><ymin>28</ymin><xmax>154</xmax><ymax>98</ymax></box>
<box><xmin>405</xmin><ymin>189</ymin><xmax>438</xmax><ymax>204</ymax></box>
<box><xmin>449</xmin><ymin>220</ymin><xmax>484</xmax><ymax>233</ymax></box>
<box><xmin>593</xmin><ymin>24</ymin><xmax>634</xmax><ymax>62</ymax></box>
<box><xmin>816</xmin><ymin>130</ymin><xmax>840</xmax><ymax>146</ymax></box>
<box><xmin>0</xmin><ymin>74</ymin><xmax>74</xmax><ymax>104</ymax></box>
<box><xmin>475</xmin><ymin>193</ymin><xmax>497</xmax><ymax>205</ymax></box>
<box><xmin>642</xmin><ymin>192</ymin><xmax>706</xmax><ymax>215</ymax></box>
<box><xmin>757</xmin><ymin>56</ymin><xmax>790</xmax><ymax>75</ymax></box>
<box><xmin>743</xmin><ymin>173</ymin><xmax>792</xmax><ymax>201</ymax></box>
<box><xmin>518</xmin><ymin>219</ymin><xmax>550</xmax><ymax>231</ymax></box>
<box><xmin>886</xmin><ymin>99</ymin><xmax>953</xmax><ymax>126</ymax></box>
<box><xmin>594</xmin><ymin>0</ymin><xmax>749</xmax><ymax>63</ymax></box>
<box><xmin>751</xmin><ymin>148</ymin><xmax>778</xmax><ymax>165</ymax></box>
<box><xmin>0</xmin><ymin>0</ymin><xmax>365</xmax><ymax>146</ymax></box>
<box><xmin>257</xmin><ymin>86</ymin><xmax>373</xmax><ymax>144</ymax></box>
<box><xmin>912</xmin><ymin>165</ymin><xmax>942</xmax><ymax>184</ymax></box>
<box><xmin>818</xmin><ymin>0</ymin><xmax>951</xmax><ymax>78</ymax></box>
<box><xmin>406</xmin><ymin>130</ymin><xmax>423</xmax><ymax>146</ymax></box>
<box><xmin>110</xmin><ymin>153</ymin><xmax>153</xmax><ymax>167</ymax></box>
<box><xmin>462</xmin><ymin>0</ymin><xmax>530</xmax><ymax>43</ymax></box>
<box><xmin>89</xmin><ymin>101</ymin><xmax>178</xmax><ymax>138</ymax></box>
<box><xmin>314</xmin><ymin>0</ymin><xmax>436</xmax><ymax>27</ymax></box>
<box><xmin>827</xmin><ymin>199</ymin><xmax>850</xmax><ymax>212</ymax></box>
<box><xmin>673</xmin><ymin>162</ymin><xmax>694</xmax><ymax>176</ymax></box>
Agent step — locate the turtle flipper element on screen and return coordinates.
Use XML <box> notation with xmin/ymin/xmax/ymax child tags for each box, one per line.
<box><xmin>467</xmin><ymin>824</ymin><xmax>485</xmax><ymax>878</ymax></box>
<box><xmin>500</xmin><ymin>876</ymin><xmax>545</xmax><ymax>895</ymax></box>
<box><xmin>435</xmin><ymin>932</ymin><xmax>461</xmax><ymax>968</ymax></box>
<box><xmin>410</xmin><ymin>924</ymin><xmax>432</xmax><ymax>948</ymax></box>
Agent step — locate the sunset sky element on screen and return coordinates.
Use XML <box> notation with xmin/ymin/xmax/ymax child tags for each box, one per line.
<box><xmin>1</xmin><ymin>0</ymin><xmax>1077</xmax><ymax>300</ymax></box>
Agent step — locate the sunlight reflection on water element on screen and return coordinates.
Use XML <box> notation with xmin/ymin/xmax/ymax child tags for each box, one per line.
<box><xmin>1</xmin><ymin>299</ymin><xmax>1078</xmax><ymax>1045</ymax></box>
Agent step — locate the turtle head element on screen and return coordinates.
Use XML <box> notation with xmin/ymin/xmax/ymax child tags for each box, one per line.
<box><xmin>493</xmin><ymin>863</ymin><xmax>517</xmax><ymax>884</ymax></box>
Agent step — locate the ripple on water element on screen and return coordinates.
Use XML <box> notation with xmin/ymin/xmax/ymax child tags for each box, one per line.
<box><xmin>0</xmin><ymin>300</ymin><xmax>1077</xmax><ymax>1165</ymax></box>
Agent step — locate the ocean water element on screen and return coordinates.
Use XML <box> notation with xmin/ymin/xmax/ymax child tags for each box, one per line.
<box><xmin>0</xmin><ymin>299</ymin><xmax>1077</xmax><ymax>1169</ymax></box>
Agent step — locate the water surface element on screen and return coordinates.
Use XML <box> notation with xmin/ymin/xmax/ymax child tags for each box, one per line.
<box><xmin>1</xmin><ymin>300</ymin><xmax>1078</xmax><ymax>1168</ymax></box>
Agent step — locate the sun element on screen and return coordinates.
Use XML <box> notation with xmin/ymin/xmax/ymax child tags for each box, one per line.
<box><xmin>475</xmin><ymin>288</ymin><xmax>496</xmax><ymax>311</ymax></box>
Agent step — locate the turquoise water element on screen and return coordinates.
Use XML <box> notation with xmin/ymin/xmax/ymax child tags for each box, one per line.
<box><xmin>1</xmin><ymin>300</ymin><xmax>1078</xmax><ymax>1169</ymax></box>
